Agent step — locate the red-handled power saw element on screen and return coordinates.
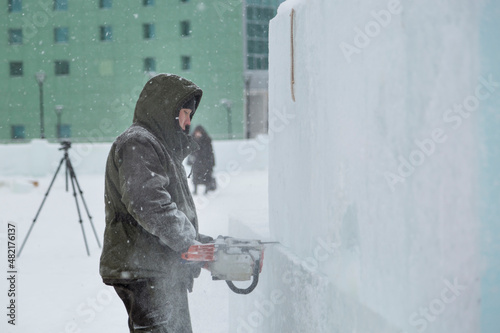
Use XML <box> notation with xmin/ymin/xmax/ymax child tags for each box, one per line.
<box><xmin>181</xmin><ymin>236</ymin><xmax>278</xmax><ymax>294</ymax></box>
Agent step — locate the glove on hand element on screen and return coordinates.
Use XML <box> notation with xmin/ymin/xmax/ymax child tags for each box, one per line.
<box><xmin>198</xmin><ymin>233</ymin><xmax>214</xmax><ymax>244</ymax></box>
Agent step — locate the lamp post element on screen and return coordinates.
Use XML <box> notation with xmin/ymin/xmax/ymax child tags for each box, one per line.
<box><xmin>244</xmin><ymin>75</ymin><xmax>251</xmax><ymax>139</ymax></box>
<box><xmin>220</xmin><ymin>99</ymin><xmax>233</xmax><ymax>139</ymax></box>
<box><xmin>54</xmin><ymin>105</ymin><xmax>64</xmax><ymax>139</ymax></box>
<box><xmin>35</xmin><ymin>71</ymin><xmax>46</xmax><ymax>139</ymax></box>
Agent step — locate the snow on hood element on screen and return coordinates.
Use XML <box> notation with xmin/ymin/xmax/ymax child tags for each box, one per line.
<box><xmin>132</xmin><ymin>73</ymin><xmax>203</xmax><ymax>156</ymax></box>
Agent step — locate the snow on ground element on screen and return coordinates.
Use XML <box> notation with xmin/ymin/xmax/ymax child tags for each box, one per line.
<box><xmin>0</xmin><ymin>168</ymin><xmax>267</xmax><ymax>333</ymax></box>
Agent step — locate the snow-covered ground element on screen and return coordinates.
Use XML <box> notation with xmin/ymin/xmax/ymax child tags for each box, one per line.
<box><xmin>0</xmin><ymin>168</ymin><xmax>268</xmax><ymax>333</ymax></box>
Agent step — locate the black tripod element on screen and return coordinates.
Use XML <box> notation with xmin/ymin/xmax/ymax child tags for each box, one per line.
<box><xmin>18</xmin><ymin>140</ymin><xmax>101</xmax><ymax>257</ymax></box>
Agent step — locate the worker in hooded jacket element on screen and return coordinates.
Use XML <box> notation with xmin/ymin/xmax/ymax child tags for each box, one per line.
<box><xmin>99</xmin><ymin>74</ymin><xmax>210</xmax><ymax>333</ymax></box>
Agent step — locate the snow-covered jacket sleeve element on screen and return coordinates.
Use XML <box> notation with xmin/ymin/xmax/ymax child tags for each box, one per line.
<box><xmin>116</xmin><ymin>136</ymin><xmax>196</xmax><ymax>253</ymax></box>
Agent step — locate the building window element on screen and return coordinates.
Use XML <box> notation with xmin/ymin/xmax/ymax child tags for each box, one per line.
<box><xmin>143</xmin><ymin>0</ymin><xmax>154</xmax><ymax>6</ymax></box>
<box><xmin>54</xmin><ymin>27</ymin><xmax>69</xmax><ymax>43</ymax></box>
<box><xmin>247</xmin><ymin>55</ymin><xmax>268</xmax><ymax>70</ymax></box>
<box><xmin>180</xmin><ymin>20</ymin><xmax>191</xmax><ymax>37</ymax></box>
<box><xmin>144</xmin><ymin>57</ymin><xmax>156</xmax><ymax>72</ymax></box>
<box><xmin>9</xmin><ymin>62</ymin><xmax>23</xmax><ymax>77</ymax></box>
<box><xmin>8</xmin><ymin>0</ymin><xmax>22</xmax><ymax>12</ymax></box>
<box><xmin>11</xmin><ymin>125</ymin><xmax>25</xmax><ymax>139</ymax></box>
<box><xmin>247</xmin><ymin>7</ymin><xmax>275</xmax><ymax>22</ymax></box>
<box><xmin>181</xmin><ymin>56</ymin><xmax>191</xmax><ymax>71</ymax></box>
<box><xmin>8</xmin><ymin>29</ymin><xmax>22</xmax><ymax>44</ymax></box>
<box><xmin>100</xmin><ymin>26</ymin><xmax>113</xmax><ymax>41</ymax></box>
<box><xmin>247</xmin><ymin>23</ymin><xmax>268</xmax><ymax>39</ymax></box>
<box><xmin>58</xmin><ymin>124</ymin><xmax>71</xmax><ymax>138</ymax></box>
<box><xmin>99</xmin><ymin>60</ymin><xmax>114</xmax><ymax>76</ymax></box>
<box><xmin>143</xmin><ymin>23</ymin><xmax>155</xmax><ymax>39</ymax></box>
<box><xmin>246</xmin><ymin>4</ymin><xmax>276</xmax><ymax>70</ymax></box>
<box><xmin>99</xmin><ymin>0</ymin><xmax>112</xmax><ymax>9</ymax></box>
<box><xmin>248</xmin><ymin>40</ymin><xmax>268</xmax><ymax>54</ymax></box>
<box><xmin>54</xmin><ymin>0</ymin><xmax>68</xmax><ymax>11</ymax></box>
<box><xmin>55</xmin><ymin>60</ymin><xmax>70</xmax><ymax>75</ymax></box>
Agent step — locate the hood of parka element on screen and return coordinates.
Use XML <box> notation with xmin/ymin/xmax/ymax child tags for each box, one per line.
<box><xmin>133</xmin><ymin>74</ymin><xmax>203</xmax><ymax>160</ymax></box>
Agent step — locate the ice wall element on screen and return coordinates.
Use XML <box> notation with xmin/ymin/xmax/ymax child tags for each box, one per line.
<box><xmin>250</xmin><ymin>0</ymin><xmax>492</xmax><ymax>332</ymax></box>
<box><xmin>478</xmin><ymin>2</ymin><xmax>500</xmax><ymax>331</ymax></box>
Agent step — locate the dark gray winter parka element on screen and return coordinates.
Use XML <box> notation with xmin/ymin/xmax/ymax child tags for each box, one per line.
<box><xmin>99</xmin><ymin>74</ymin><xmax>202</xmax><ymax>289</ymax></box>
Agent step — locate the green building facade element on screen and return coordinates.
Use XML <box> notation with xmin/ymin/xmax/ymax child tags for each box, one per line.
<box><xmin>1</xmin><ymin>0</ymin><xmax>284</xmax><ymax>143</ymax></box>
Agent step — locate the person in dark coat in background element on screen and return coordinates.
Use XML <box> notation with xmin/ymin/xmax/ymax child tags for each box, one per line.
<box><xmin>188</xmin><ymin>125</ymin><xmax>216</xmax><ymax>195</ymax></box>
<box><xmin>100</xmin><ymin>74</ymin><xmax>212</xmax><ymax>333</ymax></box>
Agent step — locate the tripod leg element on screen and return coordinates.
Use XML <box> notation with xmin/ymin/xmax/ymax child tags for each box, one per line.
<box><xmin>66</xmin><ymin>158</ymin><xmax>102</xmax><ymax>249</ymax></box>
<box><xmin>65</xmin><ymin>153</ymin><xmax>69</xmax><ymax>192</ymax></box>
<box><xmin>18</xmin><ymin>157</ymin><xmax>65</xmax><ymax>257</ymax></box>
<box><xmin>67</xmin><ymin>160</ymin><xmax>90</xmax><ymax>256</ymax></box>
